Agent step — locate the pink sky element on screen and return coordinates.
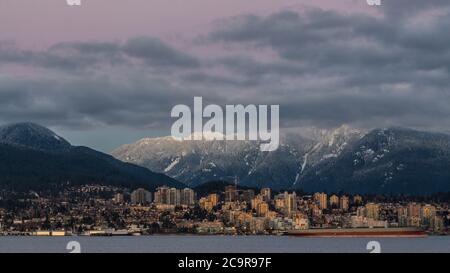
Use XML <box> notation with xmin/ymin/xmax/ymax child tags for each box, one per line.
<box><xmin>0</xmin><ymin>0</ymin><xmax>372</xmax><ymax>48</ymax></box>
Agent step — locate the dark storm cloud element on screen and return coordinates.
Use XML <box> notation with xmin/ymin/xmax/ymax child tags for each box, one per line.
<box><xmin>207</xmin><ymin>8</ymin><xmax>450</xmax><ymax>70</ymax></box>
<box><xmin>381</xmin><ymin>0</ymin><xmax>450</xmax><ymax>19</ymax></box>
<box><xmin>0</xmin><ymin>72</ymin><xmax>198</xmax><ymax>129</ymax></box>
<box><xmin>0</xmin><ymin>37</ymin><xmax>199</xmax><ymax>71</ymax></box>
<box><xmin>1</xmin><ymin>1</ymin><xmax>450</xmax><ymax>135</ymax></box>
<box><xmin>0</xmin><ymin>41</ymin><xmax>118</xmax><ymax>71</ymax></box>
<box><xmin>202</xmin><ymin>4</ymin><xmax>450</xmax><ymax>130</ymax></box>
<box><xmin>215</xmin><ymin>57</ymin><xmax>309</xmax><ymax>78</ymax></box>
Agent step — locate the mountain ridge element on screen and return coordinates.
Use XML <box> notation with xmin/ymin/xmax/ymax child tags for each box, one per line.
<box><xmin>0</xmin><ymin>122</ymin><xmax>71</xmax><ymax>152</ymax></box>
<box><xmin>0</xmin><ymin>122</ymin><xmax>184</xmax><ymax>191</ymax></box>
<box><xmin>297</xmin><ymin>127</ymin><xmax>450</xmax><ymax>195</ymax></box>
<box><xmin>112</xmin><ymin>126</ymin><xmax>450</xmax><ymax>195</ymax></box>
<box><xmin>112</xmin><ymin>125</ymin><xmax>365</xmax><ymax>189</ymax></box>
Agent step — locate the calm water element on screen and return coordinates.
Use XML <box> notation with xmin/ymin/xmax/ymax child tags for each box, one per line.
<box><xmin>0</xmin><ymin>235</ymin><xmax>449</xmax><ymax>253</ymax></box>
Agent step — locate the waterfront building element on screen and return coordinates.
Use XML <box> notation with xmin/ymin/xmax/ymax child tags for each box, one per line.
<box><xmin>351</xmin><ymin>215</ymin><xmax>387</xmax><ymax>228</ymax></box>
<box><xmin>199</xmin><ymin>193</ymin><xmax>218</xmax><ymax>211</ymax></box>
<box><xmin>339</xmin><ymin>195</ymin><xmax>349</xmax><ymax>211</ymax></box>
<box><xmin>250</xmin><ymin>217</ymin><xmax>267</xmax><ymax>234</ymax></box>
<box><xmin>293</xmin><ymin>214</ymin><xmax>309</xmax><ymax>230</ymax></box>
<box><xmin>353</xmin><ymin>194</ymin><xmax>363</xmax><ymax>205</ymax></box>
<box><xmin>199</xmin><ymin>197</ymin><xmax>214</xmax><ymax>211</ymax></box>
<box><xmin>397</xmin><ymin>206</ymin><xmax>408</xmax><ymax>227</ymax></box>
<box><xmin>260</xmin><ymin>188</ymin><xmax>271</xmax><ymax>202</ymax></box>
<box><xmin>225</xmin><ymin>185</ymin><xmax>238</xmax><ymax>202</ymax></box>
<box><xmin>131</xmin><ymin>188</ymin><xmax>152</xmax><ymax>205</ymax></box>
<box><xmin>311</xmin><ymin>204</ymin><xmax>322</xmax><ymax>217</ymax></box>
<box><xmin>421</xmin><ymin>204</ymin><xmax>436</xmax><ymax>228</ymax></box>
<box><xmin>196</xmin><ymin>221</ymin><xmax>224</xmax><ymax>234</ymax></box>
<box><xmin>408</xmin><ymin>203</ymin><xmax>421</xmax><ymax>218</ymax></box>
<box><xmin>251</xmin><ymin>196</ymin><xmax>263</xmax><ymax>210</ymax></box>
<box><xmin>365</xmin><ymin>203</ymin><xmax>380</xmax><ymax>220</ymax></box>
<box><xmin>408</xmin><ymin>216</ymin><xmax>422</xmax><ymax>227</ymax></box>
<box><xmin>181</xmin><ymin>188</ymin><xmax>196</xmax><ymax>207</ymax></box>
<box><xmin>113</xmin><ymin>193</ymin><xmax>124</xmax><ymax>204</ymax></box>
<box><xmin>256</xmin><ymin>202</ymin><xmax>269</xmax><ymax>217</ymax></box>
<box><xmin>207</xmin><ymin>193</ymin><xmax>218</xmax><ymax>207</ymax></box>
<box><xmin>329</xmin><ymin>195</ymin><xmax>339</xmax><ymax>208</ymax></box>
<box><xmin>433</xmin><ymin>216</ymin><xmax>444</xmax><ymax>232</ymax></box>
<box><xmin>284</xmin><ymin>192</ymin><xmax>297</xmax><ymax>215</ymax></box>
<box><xmin>275</xmin><ymin>198</ymin><xmax>285</xmax><ymax>211</ymax></box>
<box><xmin>314</xmin><ymin>192</ymin><xmax>327</xmax><ymax>210</ymax></box>
<box><xmin>154</xmin><ymin>186</ymin><xmax>170</xmax><ymax>204</ymax></box>
<box><xmin>169</xmin><ymin>187</ymin><xmax>181</xmax><ymax>206</ymax></box>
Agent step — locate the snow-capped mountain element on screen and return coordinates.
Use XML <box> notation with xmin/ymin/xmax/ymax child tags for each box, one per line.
<box><xmin>297</xmin><ymin>127</ymin><xmax>450</xmax><ymax>194</ymax></box>
<box><xmin>298</xmin><ymin>128</ymin><xmax>450</xmax><ymax>195</ymax></box>
<box><xmin>113</xmin><ymin>126</ymin><xmax>450</xmax><ymax>194</ymax></box>
<box><xmin>112</xmin><ymin>125</ymin><xmax>364</xmax><ymax>189</ymax></box>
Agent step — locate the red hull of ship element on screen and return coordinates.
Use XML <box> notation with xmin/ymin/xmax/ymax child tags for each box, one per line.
<box><xmin>287</xmin><ymin>229</ymin><xmax>426</xmax><ymax>238</ymax></box>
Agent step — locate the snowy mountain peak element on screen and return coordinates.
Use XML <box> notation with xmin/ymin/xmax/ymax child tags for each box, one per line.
<box><xmin>112</xmin><ymin>125</ymin><xmax>365</xmax><ymax>189</ymax></box>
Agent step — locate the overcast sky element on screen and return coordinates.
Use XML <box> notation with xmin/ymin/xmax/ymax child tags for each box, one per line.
<box><xmin>1</xmin><ymin>0</ymin><xmax>450</xmax><ymax>152</ymax></box>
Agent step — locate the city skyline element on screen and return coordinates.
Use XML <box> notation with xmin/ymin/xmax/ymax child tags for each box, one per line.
<box><xmin>1</xmin><ymin>183</ymin><xmax>447</xmax><ymax>236</ymax></box>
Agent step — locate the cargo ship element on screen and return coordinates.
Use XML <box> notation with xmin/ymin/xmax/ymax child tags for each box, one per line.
<box><xmin>286</xmin><ymin>227</ymin><xmax>426</xmax><ymax>237</ymax></box>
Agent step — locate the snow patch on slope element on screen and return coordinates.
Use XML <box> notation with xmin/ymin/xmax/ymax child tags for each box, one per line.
<box><xmin>164</xmin><ymin>157</ymin><xmax>180</xmax><ymax>172</ymax></box>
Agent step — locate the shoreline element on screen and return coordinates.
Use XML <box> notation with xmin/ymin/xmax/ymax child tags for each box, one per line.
<box><xmin>1</xmin><ymin>233</ymin><xmax>447</xmax><ymax>237</ymax></box>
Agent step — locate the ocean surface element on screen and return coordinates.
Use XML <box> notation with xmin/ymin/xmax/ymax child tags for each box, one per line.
<box><xmin>1</xmin><ymin>235</ymin><xmax>450</xmax><ymax>253</ymax></box>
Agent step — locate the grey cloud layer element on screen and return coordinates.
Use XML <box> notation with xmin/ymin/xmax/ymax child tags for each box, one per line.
<box><xmin>1</xmin><ymin>1</ymin><xmax>450</xmax><ymax>134</ymax></box>
<box><xmin>204</xmin><ymin>4</ymin><xmax>450</xmax><ymax>129</ymax></box>
<box><xmin>0</xmin><ymin>37</ymin><xmax>198</xmax><ymax>71</ymax></box>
